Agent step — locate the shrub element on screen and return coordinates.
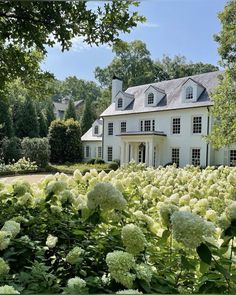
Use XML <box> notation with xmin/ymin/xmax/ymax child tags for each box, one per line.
<box><xmin>87</xmin><ymin>158</ymin><xmax>96</xmax><ymax>164</ymax></box>
<box><xmin>0</xmin><ymin>157</ymin><xmax>37</xmax><ymax>175</ymax></box>
<box><xmin>48</xmin><ymin>119</ymin><xmax>82</xmax><ymax>163</ymax></box>
<box><xmin>108</xmin><ymin>161</ymin><xmax>119</xmax><ymax>171</ymax></box>
<box><xmin>94</xmin><ymin>158</ymin><xmax>105</xmax><ymax>164</ymax></box>
<box><xmin>0</xmin><ymin>137</ymin><xmax>22</xmax><ymax>164</ymax></box>
<box><xmin>113</xmin><ymin>159</ymin><xmax>120</xmax><ymax>166</ymax></box>
<box><xmin>21</xmin><ymin>137</ymin><xmax>50</xmax><ymax>168</ymax></box>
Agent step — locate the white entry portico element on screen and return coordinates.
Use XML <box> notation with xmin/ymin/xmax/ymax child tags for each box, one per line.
<box><xmin>118</xmin><ymin>131</ymin><xmax>166</xmax><ymax>167</ymax></box>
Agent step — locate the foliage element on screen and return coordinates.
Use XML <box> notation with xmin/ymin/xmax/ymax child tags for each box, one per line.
<box><xmin>48</xmin><ymin>162</ymin><xmax>108</xmax><ymax>174</ymax></box>
<box><xmin>0</xmin><ymin>157</ymin><xmax>37</xmax><ymax>174</ymax></box>
<box><xmin>0</xmin><ymin>137</ymin><xmax>22</xmax><ymax>164</ymax></box>
<box><xmin>21</xmin><ymin>137</ymin><xmax>50</xmax><ymax>168</ymax></box>
<box><xmin>65</xmin><ymin>99</ymin><xmax>77</xmax><ymax>121</ymax></box>
<box><xmin>38</xmin><ymin>111</ymin><xmax>48</xmax><ymax>137</ymax></box>
<box><xmin>108</xmin><ymin>162</ymin><xmax>119</xmax><ymax>171</ymax></box>
<box><xmin>0</xmin><ymin>98</ymin><xmax>13</xmax><ymax>140</ymax></box>
<box><xmin>45</xmin><ymin>99</ymin><xmax>56</xmax><ymax>127</ymax></box>
<box><xmin>0</xmin><ymin>165</ymin><xmax>236</xmax><ymax>293</ymax></box>
<box><xmin>80</xmin><ymin>99</ymin><xmax>96</xmax><ymax>135</ymax></box>
<box><xmin>48</xmin><ymin>119</ymin><xmax>82</xmax><ymax>163</ymax></box>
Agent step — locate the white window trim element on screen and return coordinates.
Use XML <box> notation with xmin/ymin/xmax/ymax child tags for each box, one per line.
<box><xmin>139</xmin><ymin>118</ymin><xmax>155</xmax><ymax>132</ymax></box>
<box><xmin>191</xmin><ymin>114</ymin><xmax>203</xmax><ymax>135</ymax></box>
<box><xmin>120</xmin><ymin>120</ymin><xmax>127</xmax><ymax>133</ymax></box>
<box><xmin>190</xmin><ymin>147</ymin><xmax>201</xmax><ymax>166</ymax></box>
<box><xmin>107</xmin><ymin>146</ymin><xmax>113</xmax><ymax>162</ymax></box>
<box><xmin>107</xmin><ymin>121</ymin><xmax>114</xmax><ymax>136</ymax></box>
<box><xmin>171</xmin><ymin>116</ymin><xmax>181</xmax><ymax>136</ymax></box>
<box><xmin>84</xmin><ymin>145</ymin><xmax>90</xmax><ymax>158</ymax></box>
<box><xmin>117</xmin><ymin>98</ymin><xmax>123</xmax><ymax>109</ymax></box>
<box><xmin>171</xmin><ymin>147</ymin><xmax>180</xmax><ymax>166</ymax></box>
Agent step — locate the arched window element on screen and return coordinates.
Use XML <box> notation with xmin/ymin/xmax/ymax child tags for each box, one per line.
<box><xmin>148</xmin><ymin>93</ymin><xmax>154</xmax><ymax>104</ymax></box>
<box><xmin>94</xmin><ymin>125</ymin><xmax>99</xmax><ymax>134</ymax></box>
<box><xmin>186</xmin><ymin>86</ymin><xmax>193</xmax><ymax>99</ymax></box>
<box><xmin>117</xmin><ymin>98</ymin><xmax>123</xmax><ymax>108</ymax></box>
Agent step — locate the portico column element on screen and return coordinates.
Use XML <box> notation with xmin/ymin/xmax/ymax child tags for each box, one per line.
<box><xmin>125</xmin><ymin>142</ymin><xmax>130</xmax><ymax>163</ymax></box>
<box><xmin>145</xmin><ymin>141</ymin><xmax>149</xmax><ymax>166</ymax></box>
<box><xmin>121</xmin><ymin>141</ymin><xmax>125</xmax><ymax>165</ymax></box>
<box><xmin>149</xmin><ymin>140</ymin><xmax>154</xmax><ymax>166</ymax></box>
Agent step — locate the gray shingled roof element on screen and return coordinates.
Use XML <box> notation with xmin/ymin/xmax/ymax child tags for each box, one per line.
<box><xmin>81</xmin><ymin>127</ymin><xmax>102</xmax><ymax>142</ymax></box>
<box><xmin>53</xmin><ymin>100</ymin><xmax>84</xmax><ymax>112</ymax></box>
<box><xmin>101</xmin><ymin>71</ymin><xmax>222</xmax><ymax>117</ymax></box>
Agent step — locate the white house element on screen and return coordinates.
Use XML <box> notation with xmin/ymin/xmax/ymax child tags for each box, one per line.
<box><xmin>53</xmin><ymin>97</ymin><xmax>84</xmax><ymax>119</ymax></box>
<box><xmin>82</xmin><ymin>72</ymin><xmax>236</xmax><ymax>167</ymax></box>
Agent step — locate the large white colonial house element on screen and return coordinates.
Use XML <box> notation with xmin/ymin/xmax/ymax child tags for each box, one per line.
<box><xmin>81</xmin><ymin>71</ymin><xmax>236</xmax><ymax>167</ymax></box>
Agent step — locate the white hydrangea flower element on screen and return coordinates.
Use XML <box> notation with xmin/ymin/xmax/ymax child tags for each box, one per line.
<box><xmin>106</xmin><ymin>251</ymin><xmax>136</xmax><ymax>289</ymax></box>
<box><xmin>67</xmin><ymin>277</ymin><xmax>86</xmax><ymax>291</ymax></box>
<box><xmin>0</xmin><ymin>258</ymin><xmax>10</xmax><ymax>276</ymax></box>
<box><xmin>45</xmin><ymin>180</ymin><xmax>67</xmax><ymax>195</ymax></box>
<box><xmin>0</xmin><ymin>285</ymin><xmax>19</xmax><ymax>294</ymax></box>
<box><xmin>226</xmin><ymin>201</ymin><xmax>236</xmax><ymax>221</ymax></box>
<box><xmin>121</xmin><ymin>224</ymin><xmax>146</xmax><ymax>255</ymax></box>
<box><xmin>2</xmin><ymin>221</ymin><xmax>20</xmax><ymax>238</ymax></box>
<box><xmin>205</xmin><ymin>209</ymin><xmax>218</xmax><ymax>222</ymax></box>
<box><xmin>116</xmin><ymin>289</ymin><xmax>143</xmax><ymax>294</ymax></box>
<box><xmin>135</xmin><ymin>263</ymin><xmax>153</xmax><ymax>283</ymax></box>
<box><xmin>0</xmin><ymin>231</ymin><xmax>12</xmax><ymax>250</ymax></box>
<box><xmin>50</xmin><ymin>205</ymin><xmax>62</xmax><ymax>214</ymax></box>
<box><xmin>46</xmin><ymin>234</ymin><xmax>58</xmax><ymax>248</ymax></box>
<box><xmin>66</xmin><ymin>246</ymin><xmax>84</xmax><ymax>264</ymax></box>
<box><xmin>87</xmin><ymin>182</ymin><xmax>127</xmax><ymax>211</ymax></box>
<box><xmin>159</xmin><ymin>203</ymin><xmax>178</xmax><ymax>228</ymax></box>
<box><xmin>171</xmin><ymin>211</ymin><xmax>215</xmax><ymax>248</ymax></box>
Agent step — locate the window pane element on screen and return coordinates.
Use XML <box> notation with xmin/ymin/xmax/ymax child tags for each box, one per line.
<box><xmin>118</xmin><ymin>98</ymin><xmax>123</xmax><ymax>108</ymax></box>
<box><xmin>172</xmin><ymin>118</ymin><xmax>180</xmax><ymax>134</ymax></box>
<box><xmin>107</xmin><ymin>146</ymin><xmax>113</xmax><ymax>161</ymax></box>
<box><xmin>192</xmin><ymin>148</ymin><xmax>200</xmax><ymax>166</ymax></box>
<box><xmin>108</xmin><ymin>122</ymin><xmax>113</xmax><ymax>135</ymax></box>
<box><xmin>94</xmin><ymin>126</ymin><xmax>98</xmax><ymax>134</ymax></box>
<box><xmin>120</xmin><ymin>121</ymin><xmax>126</xmax><ymax>133</ymax></box>
<box><xmin>230</xmin><ymin>150</ymin><xmax>236</xmax><ymax>166</ymax></box>
<box><xmin>85</xmin><ymin>146</ymin><xmax>90</xmax><ymax>158</ymax></box>
<box><xmin>144</xmin><ymin>120</ymin><xmax>151</xmax><ymax>131</ymax></box>
<box><xmin>97</xmin><ymin>146</ymin><xmax>102</xmax><ymax>158</ymax></box>
<box><xmin>148</xmin><ymin>93</ymin><xmax>154</xmax><ymax>104</ymax></box>
<box><xmin>186</xmin><ymin>86</ymin><xmax>193</xmax><ymax>99</ymax></box>
<box><xmin>172</xmin><ymin>148</ymin><xmax>180</xmax><ymax>166</ymax></box>
<box><xmin>193</xmin><ymin>116</ymin><xmax>202</xmax><ymax>134</ymax></box>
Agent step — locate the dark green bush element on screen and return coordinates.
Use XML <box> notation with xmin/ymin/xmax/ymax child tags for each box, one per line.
<box><xmin>113</xmin><ymin>159</ymin><xmax>120</xmax><ymax>166</ymax></box>
<box><xmin>48</xmin><ymin>119</ymin><xmax>82</xmax><ymax>163</ymax></box>
<box><xmin>94</xmin><ymin>158</ymin><xmax>105</xmax><ymax>164</ymax></box>
<box><xmin>0</xmin><ymin>137</ymin><xmax>22</xmax><ymax>164</ymax></box>
<box><xmin>87</xmin><ymin>158</ymin><xmax>96</xmax><ymax>164</ymax></box>
<box><xmin>21</xmin><ymin>137</ymin><xmax>50</xmax><ymax>167</ymax></box>
<box><xmin>108</xmin><ymin>161</ymin><xmax>119</xmax><ymax>171</ymax></box>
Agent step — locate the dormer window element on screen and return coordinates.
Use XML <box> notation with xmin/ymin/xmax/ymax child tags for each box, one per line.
<box><xmin>148</xmin><ymin>93</ymin><xmax>154</xmax><ymax>104</ymax></box>
<box><xmin>186</xmin><ymin>86</ymin><xmax>193</xmax><ymax>100</ymax></box>
<box><xmin>94</xmin><ymin>125</ymin><xmax>99</xmax><ymax>135</ymax></box>
<box><xmin>117</xmin><ymin>98</ymin><xmax>123</xmax><ymax>108</ymax></box>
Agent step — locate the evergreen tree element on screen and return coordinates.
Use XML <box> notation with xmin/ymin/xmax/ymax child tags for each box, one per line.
<box><xmin>16</xmin><ymin>97</ymin><xmax>39</xmax><ymax>138</ymax></box>
<box><xmin>38</xmin><ymin>111</ymin><xmax>48</xmax><ymax>137</ymax></box>
<box><xmin>65</xmin><ymin>99</ymin><xmax>77</xmax><ymax>120</ymax></box>
<box><xmin>0</xmin><ymin>98</ymin><xmax>13</xmax><ymax>140</ymax></box>
<box><xmin>80</xmin><ymin>99</ymin><xmax>96</xmax><ymax>135</ymax></box>
<box><xmin>46</xmin><ymin>100</ymin><xmax>56</xmax><ymax>127</ymax></box>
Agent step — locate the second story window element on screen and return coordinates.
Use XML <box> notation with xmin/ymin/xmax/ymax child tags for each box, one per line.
<box><xmin>148</xmin><ymin>93</ymin><xmax>154</xmax><ymax>104</ymax></box>
<box><xmin>186</xmin><ymin>86</ymin><xmax>193</xmax><ymax>100</ymax></box>
<box><xmin>120</xmin><ymin>121</ymin><xmax>126</xmax><ymax>133</ymax></box>
<box><xmin>108</xmin><ymin>122</ymin><xmax>113</xmax><ymax>135</ymax></box>
<box><xmin>192</xmin><ymin>116</ymin><xmax>202</xmax><ymax>134</ymax></box>
<box><xmin>94</xmin><ymin>125</ymin><xmax>99</xmax><ymax>135</ymax></box>
<box><xmin>140</xmin><ymin>120</ymin><xmax>155</xmax><ymax>132</ymax></box>
<box><xmin>172</xmin><ymin>118</ymin><xmax>181</xmax><ymax>134</ymax></box>
<box><xmin>118</xmin><ymin>98</ymin><xmax>123</xmax><ymax>108</ymax></box>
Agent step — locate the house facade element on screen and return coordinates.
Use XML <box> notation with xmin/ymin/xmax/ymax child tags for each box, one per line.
<box><xmin>53</xmin><ymin>97</ymin><xmax>84</xmax><ymax>119</ymax></box>
<box><xmin>82</xmin><ymin>72</ymin><xmax>236</xmax><ymax>167</ymax></box>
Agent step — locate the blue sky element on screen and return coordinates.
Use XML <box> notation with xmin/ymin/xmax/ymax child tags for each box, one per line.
<box><xmin>41</xmin><ymin>0</ymin><xmax>227</xmax><ymax>82</ymax></box>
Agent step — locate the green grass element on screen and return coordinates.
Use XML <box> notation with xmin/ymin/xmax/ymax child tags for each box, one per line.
<box><xmin>49</xmin><ymin>162</ymin><xmax>109</xmax><ymax>174</ymax></box>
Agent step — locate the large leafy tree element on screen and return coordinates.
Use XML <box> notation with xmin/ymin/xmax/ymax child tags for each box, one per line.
<box><xmin>0</xmin><ymin>99</ymin><xmax>13</xmax><ymax>140</ymax></box>
<box><xmin>208</xmin><ymin>0</ymin><xmax>236</xmax><ymax>149</ymax></box>
<box><xmin>0</xmin><ymin>1</ymin><xmax>144</xmax><ymax>90</ymax></box>
<box><xmin>81</xmin><ymin>99</ymin><xmax>96</xmax><ymax>135</ymax></box>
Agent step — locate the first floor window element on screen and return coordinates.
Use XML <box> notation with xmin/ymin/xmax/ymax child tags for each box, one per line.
<box><xmin>172</xmin><ymin>148</ymin><xmax>180</xmax><ymax>166</ymax></box>
<box><xmin>193</xmin><ymin>116</ymin><xmax>202</xmax><ymax>134</ymax></box>
<box><xmin>97</xmin><ymin>146</ymin><xmax>102</xmax><ymax>158</ymax></box>
<box><xmin>107</xmin><ymin>146</ymin><xmax>113</xmax><ymax>161</ymax></box>
<box><xmin>108</xmin><ymin>122</ymin><xmax>113</xmax><ymax>135</ymax></box>
<box><xmin>230</xmin><ymin>150</ymin><xmax>236</xmax><ymax>166</ymax></box>
<box><xmin>191</xmin><ymin>148</ymin><xmax>200</xmax><ymax>166</ymax></box>
<box><xmin>85</xmin><ymin>146</ymin><xmax>90</xmax><ymax>158</ymax></box>
<box><xmin>172</xmin><ymin>117</ymin><xmax>181</xmax><ymax>134</ymax></box>
<box><xmin>120</xmin><ymin>121</ymin><xmax>126</xmax><ymax>133</ymax></box>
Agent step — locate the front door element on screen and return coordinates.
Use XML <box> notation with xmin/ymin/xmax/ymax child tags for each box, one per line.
<box><xmin>138</xmin><ymin>143</ymin><xmax>145</xmax><ymax>163</ymax></box>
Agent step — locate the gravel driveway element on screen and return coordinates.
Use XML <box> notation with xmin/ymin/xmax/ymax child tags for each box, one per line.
<box><xmin>0</xmin><ymin>173</ymin><xmax>55</xmax><ymax>184</ymax></box>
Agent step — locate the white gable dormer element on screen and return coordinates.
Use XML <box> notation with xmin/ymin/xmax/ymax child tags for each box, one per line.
<box><xmin>144</xmin><ymin>85</ymin><xmax>165</xmax><ymax>107</ymax></box>
<box><xmin>115</xmin><ymin>91</ymin><xmax>134</xmax><ymax>111</ymax></box>
<box><xmin>181</xmin><ymin>78</ymin><xmax>205</xmax><ymax>103</ymax></box>
<box><xmin>92</xmin><ymin>119</ymin><xmax>103</xmax><ymax>136</ymax></box>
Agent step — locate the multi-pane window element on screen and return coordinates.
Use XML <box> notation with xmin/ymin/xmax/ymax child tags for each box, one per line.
<box><xmin>107</xmin><ymin>146</ymin><xmax>113</xmax><ymax>161</ymax></box>
<box><xmin>118</xmin><ymin>98</ymin><xmax>123</xmax><ymax>108</ymax></box>
<box><xmin>97</xmin><ymin>146</ymin><xmax>102</xmax><ymax>158</ymax></box>
<box><xmin>120</xmin><ymin>121</ymin><xmax>126</xmax><ymax>133</ymax></box>
<box><xmin>108</xmin><ymin>122</ymin><xmax>113</xmax><ymax>135</ymax></box>
<box><xmin>148</xmin><ymin>93</ymin><xmax>154</xmax><ymax>104</ymax></box>
<box><xmin>94</xmin><ymin>125</ymin><xmax>99</xmax><ymax>135</ymax></box>
<box><xmin>172</xmin><ymin>118</ymin><xmax>181</xmax><ymax>134</ymax></box>
<box><xmin>172</xmin><ymin>148</ymin><xmax>180</xmax><ymax>166</ymax></box>
<box><xmin>230</xmin><ymin>150</ymin><xmax>236</xmax><ymax>166</ymax></box>
<box><xmin>140</xmin><ymin>120</ymin><xmax>155</xmax><ymax>132</ymax></box>
<box><xmin>85</xmin><ymin>146</ymin><xmax>90</xmax><ymax>158</ymax></box>
<box><xmin>192</xmin><ymin>116</ymin><xmax>202</xmax><ymax>134</ymax></box>
<box><xmin>191</xmin><ymin>148</ymin><xmax>201</xmax><ymax>166</ymax></box>
<box><xmin>186</xmin><ymin>86</ymin><xmax>193</xmax><ymax>99</ymax></box>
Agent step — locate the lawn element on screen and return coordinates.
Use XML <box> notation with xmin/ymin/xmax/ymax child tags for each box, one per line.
<box><xmin>49</xmin><ymin>162</ymin><xmax>109</xmax><ymax>174</ymax></box>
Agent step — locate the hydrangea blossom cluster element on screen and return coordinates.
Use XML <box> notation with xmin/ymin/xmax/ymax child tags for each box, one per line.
<box><xmin>116</xmin><ymin>290</ymin><xmax>143</xmax><ymax>294</ymax></box>
<box><xmin>67</xmin><ymin>277</ymin><xmax>86</xmax><ymax>292</ymax></box>
<box><xmin>225</xmin><ymin>201</ymin><xmax>236</xmax><ymax>221</ymax></box>
<box><xmin>0</xmin><ymin>285</ymin><xmax>19</xmax><ymax>294</ymax></box>
<box><xmin>46</xmin><ymin>234</ymin><xmax>58</xmax><ymax>248</ymax></box>
<box><xmin>66</xmin><ymin>246</ymin><xmax>84</xmax><ymax>264</ymax></box>
<box><xmin>45</xmin><ymin>180</ymin><xmax>67</xmax><ymax>195</ymax></box>
<box><xmin>135</xmin><ymin>263</ymin><xmax>153</xmax><ymax>283</ymax></box>
<box><xmin>87</xmin><ymin>182</ymin><xmax>127</xmax><ymax>211</ymax></box>
<box><xmin>0</xmin><ymin>231</ymin><xmax>12</xmax><ymax>250</ymax></box>
<box><xmin>13</xmin><ymin>181</ymin><xmax>31</xmax><ymax>196</ymax></box>
<box><xmin>106</xmin><ymin>251</ymin><xmax>136</xmax><ymax>288</ymax></box>
<box><xmin>2</xmin><ymin>220</ymin><xmax>20</xmax><ymax>238</ymax></box>
<box><xmin>121</xmin><ymin>224</ymin><xmax>146</xmax><ymax>254</ymax></box>
<box><xmin>171</xmin><ymin>211</ymin><xmax>215</xmax><ymax>248</ymax></box>
<box><xmin>159</xmin><ymin>203</ymin><xmax>178</xmax><ymax>228</ymax></box>
<box><xmin>0</xmin><ymin>258</ymin><xmax>10</xmax><ymax>276</ymax></box>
